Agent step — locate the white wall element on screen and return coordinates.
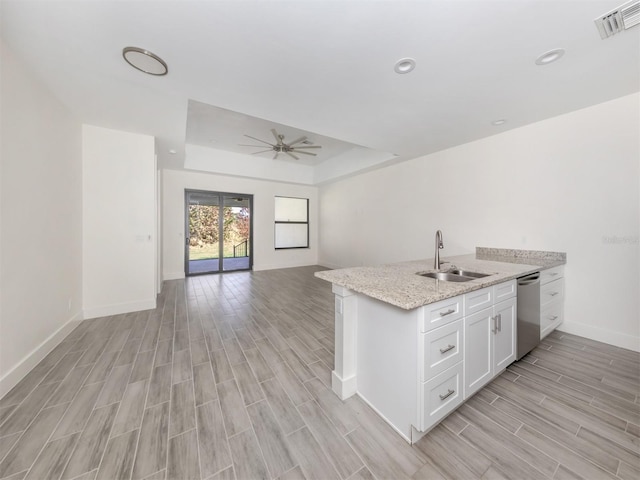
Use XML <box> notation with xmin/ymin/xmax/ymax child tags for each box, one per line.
<box><xmin>82</xmin><ymin>125</ymin><xmax>156</xmax><ymax>318</ymax></box>
<box><xmin>0</xmin><ymin>40</ymin><xmax>83</xmax><ymax>395</ymax></box>
<box><xmin>319</xmin><ymin>93</ymin><xmax>640</xmax><ymax>351</ymax></box>
<box><xmin>162</xmin><ymin>169</ymin><xmax>318</xmax><ymax>278</ymax></box>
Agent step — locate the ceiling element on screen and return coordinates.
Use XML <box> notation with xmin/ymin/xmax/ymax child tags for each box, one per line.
<box><xmin>1</xmin><ymin>0</ymin><xmax>638</xmax><ymax>185</ymax></box>
<box><xmin>186</xmin><ymin>100</ymin><xmax>380</xmax><ymax>166</ymax></box>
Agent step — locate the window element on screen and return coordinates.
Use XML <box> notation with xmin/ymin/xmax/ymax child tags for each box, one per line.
<box><xmin>274</xmin><ymin>196</ymin><xmax>309</xmax><ymax>249</ymax></box>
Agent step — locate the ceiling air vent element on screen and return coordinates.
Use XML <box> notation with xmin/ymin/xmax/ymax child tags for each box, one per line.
<box><xmin>595</xmin><ymin>0</ymin><xmax>640</xmax><ymax>38</ymax></box>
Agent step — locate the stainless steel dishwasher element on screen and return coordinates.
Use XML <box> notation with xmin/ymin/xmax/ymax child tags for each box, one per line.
<box><xmin>516</xmin><ymin>272</ymin><xmax>541</xmax><ymax>360</ymax></box>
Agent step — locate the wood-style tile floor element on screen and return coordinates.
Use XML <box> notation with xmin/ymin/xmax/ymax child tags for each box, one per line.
<box><xmin>0</xmin><ymin>266</ymin><xmax>638</xmax><ymax>480</ymax></box>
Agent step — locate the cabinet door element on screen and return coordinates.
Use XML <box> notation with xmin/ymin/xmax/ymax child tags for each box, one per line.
<box><xmin>541</xmin><ymin>278</ymin><xmax>564</xmax><ymax>309</ymax></box>
<box><xmin>464</xmin><ymin>286</ymin><xmax>492</xmax><ymax>316</ymax></box>
<box><xmin>420</xmin><ymin>363</ymin><xmax>463</xmax><ymax>432</ymax></box>
<box><xmin>464</xmin><ymin>308</ymin><xmax>493</xmax><ymax>399</ymax></box>
<box><xmin>541</xmin><ymin>301</ymin><xmax>563</xmax><ymax>340</ymax></box>
<box><xmin>493</xmin><ymin>297</ymin><xmax>516</xmax><ymax>372</ymax></box>
<box><xmin>421</xmin><ymin>319</ymin><xmax>463</xmax><ymax>381</ymax></box>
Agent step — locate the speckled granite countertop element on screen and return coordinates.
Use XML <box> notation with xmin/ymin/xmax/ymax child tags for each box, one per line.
<box><xmin>315</xmin><ymin>248</ymin><xmax>566</xmax><ymax>310</ymax></box>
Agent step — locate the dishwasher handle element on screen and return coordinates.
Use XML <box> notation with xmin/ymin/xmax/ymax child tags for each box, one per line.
<box><xmin>518</xmin><ymin>272</ymin><xmax>540</xmax><ymax>286</ymax></box>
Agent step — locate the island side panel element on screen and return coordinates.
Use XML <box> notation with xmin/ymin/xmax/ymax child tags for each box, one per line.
<box><xmin>356</xmin><ymin>295</ymin><xmax>420</xmax><ymax>442</ymax></box>
<box><xmin>331</xmin><ymin>284</ymin><xmax>358</xmax><ymax>399</ymax></box>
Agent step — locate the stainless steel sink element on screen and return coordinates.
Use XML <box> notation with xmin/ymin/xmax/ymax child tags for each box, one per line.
<box><xmin>447</xmin><ymin>269</ymin><xmax>490</xmax><ymax>279</ymax></box>
<box><xmin>418</xmin><ymin>268</ymin><xmax>491</xmax><ymax>282</ymax></box>
<box><xmin>419</xmin><ymin>272</ymin><xmax>476</xmax><ymax>282</ymax></box>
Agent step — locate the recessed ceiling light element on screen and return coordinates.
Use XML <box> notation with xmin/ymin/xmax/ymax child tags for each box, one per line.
<box><xmin>169</xmin><ymin>149</ymin><xmax>177</xmax><ymax>154</ymax></box>
<box><xmin>535</xmin><ymin>48</ymin><xmax>565</xmax><ymax>66</ymax></box>
<box><xmin>492</xmin><ymin>119</ymin><xmax>507</xmax><ymax>126</ymax></box>
<box><xmin>122</xmin><ymin>47</ymin><xmax>168</xmax><ymax>75</ymax></box>
<box><xmin>394</xmin><ymin>57</ymin><xmax>416</xmax><ymax>74</ymax></box>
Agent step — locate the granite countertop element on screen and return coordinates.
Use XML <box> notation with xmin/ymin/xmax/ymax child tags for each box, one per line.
<box><xmin>314</xmin><ymin>247</ymin><xmax>566</xmax><ymax>310</ymax></box>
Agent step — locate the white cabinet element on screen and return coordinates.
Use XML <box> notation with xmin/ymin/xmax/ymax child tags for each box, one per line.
<box><xmin>464</xmin><ymin>283</ymin><xmax>517</xmax><ymax>399</ymax></box>
<box><xmin>348</xmin><ymin>278</ymin><xmax>518</xmax><ymax>443</ymax></box>
<box><xmin>464</xmin><ymin>308</ymin><xmax>492</xmax><ymax>395</ymax></box>
<box><xmin>540</xmin><ymin>266</ymin><xmax>565</xmax><ymax>339</ymax></box>
<box><xmin>493</xmin><ymin>297</ymin><xmax>517</xmax><ymax>372</ymax></box>
<box><xmin>421</xmin><ymin>363</ymin><xmax>463</xmax><ymax>429</ymax></box>
<box><xmin>420</xmin><ymin>296</ymin><xmax>464</xmax><ymax>332</ymax></box>
<box><xmin>421</xmin><ymin>319</ymin><xmax>463</xmax><ymax>381</ymax></box>
<box><xmin>417</xmin><ymin>319</ymin><xmax>464</xmax><ymax>432</ymax></box>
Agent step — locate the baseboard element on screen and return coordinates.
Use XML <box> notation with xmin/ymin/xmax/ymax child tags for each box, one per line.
<box><xmin>0</xmin><ymin>313</ymin><xmax>83</xmax><ymax>399</ymax></box>
<box><xmin>331</xmin><ymin>371</ymin><xmax>357</xmax><ymax>400</ymax></box>
<box><xmin>317</xmin><ymin>261</ymin><xmax>345</xmax><ymax>270</ymax></box>
<box><xmin>253</xmin><ymin>261</ymin><xmax>318</xmax><ymax>271</ymax></box>
<box><xmin>557</xmin><ymin>321</ymin><xmax>640</xmax><ymax>352</ymax></box>
<box><xmin>83</xmin><ymin>298</ymin><xmax>156</xmax><ymax>320</ymax></box>
<box><xmin>356</xmin><ymin>391</ymin><xmax>413</xmax><ymax>444</ymax></box>
<box><xmin>163</xmin><ymin>271</ymin><xmax>185</xmax><ymax>280</ymax></box>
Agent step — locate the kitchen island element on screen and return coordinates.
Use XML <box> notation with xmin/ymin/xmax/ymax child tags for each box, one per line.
<box><xmin>315</xmin><ymin>247</ymin><xmax>566</xmax><ymax>443</ymax></box>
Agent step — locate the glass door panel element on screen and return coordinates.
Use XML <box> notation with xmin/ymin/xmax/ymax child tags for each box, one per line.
<box><xmin>223</xmin><ymin>195</ymin><xmax>251</xmax><ymax>271</ymax></box>
<box><xmin>186</xmin><ymin>192</ymin><xmax>221</xmax><ymax>275</ymax></box>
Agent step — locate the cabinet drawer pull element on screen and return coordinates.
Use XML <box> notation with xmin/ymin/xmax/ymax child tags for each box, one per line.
<box><xmin>549</xmin><ymin>292</ymin><xmax>559</xmax><ymax>296</ymax></box>
<box><xmin>439</xmin><ymin>344</ymin><xmax>455</xmax><ymax>354</ymax></box>
<box><xmin>549</xmin><ymin>315</ymin><xmax>558</xmax><ymax>321</ymax></box>
<box><xmin>549</xmin><ymin>272</ymin><xmax>559</xmax><ymax>276</ymax></box>
<box><xmin>439</xmin><ymin>389</ymin><xmax>455</xmax><ymax>401</ymax></box>
<box><xmin>439</xmin><ymin>308</ymin><xmax>455</xmax><ymax>317</ymax></box>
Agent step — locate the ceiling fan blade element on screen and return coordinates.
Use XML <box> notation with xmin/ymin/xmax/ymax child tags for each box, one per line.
<box><xmin>270</xmin><ymin>129</ymin><xmax>283</xmax><ymax>145</ymax></box>
<box><xmin>293</xmin><ymin>150</ymin><xmax>317</xmax><ymax>156</ymax></box>
<box><xmin>291</xmin><ymin>145</ymin><xmax>322</xmax><ymax>149</ymax></box>
<box><xmin>287</xmin><ymin>136</ymin><xmax>307</xmax><ymax>146</ymax></box>
<box><xmin>286</xmin><ymin>151</ymin><xmax>299</xmax><ymax>160</ymax></box>
<box><xmin>244</xmin><ymin>134</ymin><xmax>275</xmax><ymax>146</ymax></box>
<box><xmin>250</xmin><ymin>149</ymin><xmax>274</xmax><ymax>155</ymax></box>
<box><xmin>273</xmin><ymin>152</ymin><xmax>279</xmax><ymax>160</ymax></box>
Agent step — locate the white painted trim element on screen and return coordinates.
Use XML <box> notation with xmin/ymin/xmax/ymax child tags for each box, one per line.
<box><xmin>331</xmin><ymin>371</ymin><xmax>357</xmax><ymax>400</ymax></box>
<box><xmin>0</xmin><ymin>313</ymin><xmax>83</xmax><ymax>398</ymax></box>
<box><xmin>163</xmin><ymin>271</ymin><xmax>186</xmax><ymax>281</ymax></box>
<box><xmin>557</xmin><ymin>321</ymin><xmax>640</xmax><ymax>352</ymax></box>
<box><xmin>253</xmin><ymin>261</ymin><xmax>317</xmax><ymax>271</ymax></box>
<box><xmin>317</xmin><ymin>261</ymin><xmax>345</xmax><ymax>270</ymax></box>
<box><xmin>83</xmin><ymin>299</ymin><xmax>156</xmax><ymax>320</ymax></box>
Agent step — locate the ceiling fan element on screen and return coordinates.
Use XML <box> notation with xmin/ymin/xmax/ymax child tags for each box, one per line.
<box><xmin>239</xmin><ymin>128</ymin><xmax>322</xmax><ymax>160</ymax></box>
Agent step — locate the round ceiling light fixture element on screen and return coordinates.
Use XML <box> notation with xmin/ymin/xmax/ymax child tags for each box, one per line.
<box><xmin>394</xmin><ymin>57</ymin><xmax>416</xmax><ymax>74</ymax></box>
<box><xmin>122</xmin><ymin>47</ymin><xmax>168</xmax><ymax>75</ymax></box>
<box><xmin>535</xmin><ymin>48</ymin><xmax>565</xmax><ymax>66</ymax></box>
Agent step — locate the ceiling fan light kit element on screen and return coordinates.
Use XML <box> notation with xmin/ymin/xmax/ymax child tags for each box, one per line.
<box><xmin>240</xmin><ymin>128</ymin><xmax>322</xmax><ymax>160</ymax></box>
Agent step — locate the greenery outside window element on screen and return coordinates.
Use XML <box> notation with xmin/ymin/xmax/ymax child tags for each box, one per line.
<box><xmin>275</xmin><ymin>196</ymin><xmax>309</xmax><ymax>249</ymax></box>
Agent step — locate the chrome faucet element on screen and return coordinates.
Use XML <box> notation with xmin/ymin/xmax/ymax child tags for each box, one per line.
<box><xmin>434</xmin><ymin>230</ymin><xmax>444</xmax><ymax>270</ymax></box>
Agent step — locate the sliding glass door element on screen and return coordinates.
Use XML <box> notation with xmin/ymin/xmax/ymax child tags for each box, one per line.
<box><xmin>185</xmin><ymin>190</ymin><xmax>252</xmax><ymax>275</ymax></box>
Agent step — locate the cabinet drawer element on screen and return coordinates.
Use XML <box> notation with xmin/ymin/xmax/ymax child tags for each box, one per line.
<box><xmin>464</xmin><ymin>286</ymin><xmax>492</xmax><ymax>315</ymax></box>
<box><xmin>421</xmin><ymin>319</ymin><xmax>463</xmax><ymax>381</ymax></box>
<box><xmin>541</xmin><ymin>302</ymin><xmax>563</xmax><ymax>340</ymax></box>
<box><xmin>541</xmin><ymin>278</ymin><xmax>564</xmax><ymax>309</ymax></box>
<box><xmin>421</xmin><ymin>296</ymin><xmax>463</xmax><ymax>332</ymax></box>
<box><xmin>541</xmin><ymin>266</ymin><xmax>564</xmax><ymax>285</ymax></box>
<box><xmin>419</xmin><ymin>362</ymin><xmax>463</xmax><ymax>432</ymax></box>
<box><xmin>494</xmin><ymin>280</ymin><xmax>516</xmax><ymax>303</ymax></box>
